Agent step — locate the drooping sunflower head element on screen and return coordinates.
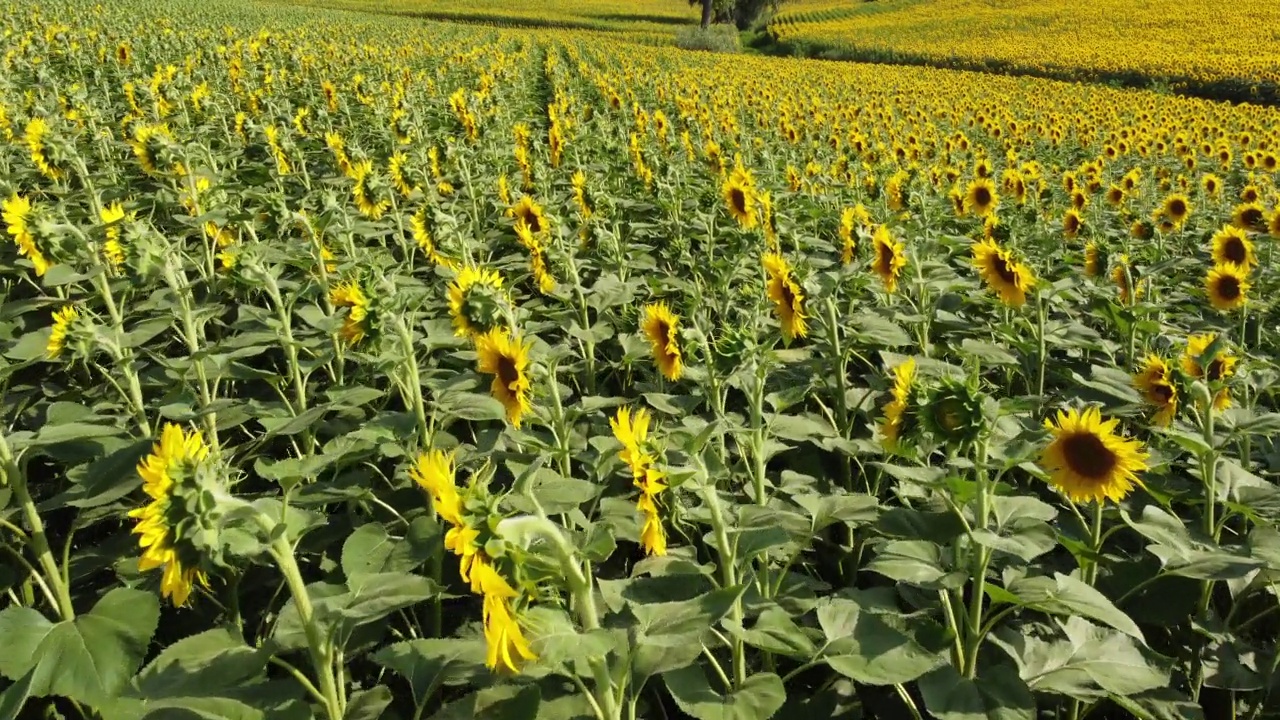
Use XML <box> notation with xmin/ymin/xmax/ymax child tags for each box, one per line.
<box><xmin>870</xmin><ymin>225</ymin><xmax>907</xmax><ymax>293</ymax></box>
<box><xmin>722</xmin><ymin>165</ymin><xmax>757</xmax><ymax>229</ymax></box>
<box><xmin>448</xmin><ymin>266</ymin><xmax>507</xmax><ymax>338</ymax></box>
<box><xmin>329</xmin><ymin>278</ymin><xmax>371</xmax><ymax>345</ymax></box>
<box><xmin>2</xmin><ymin>193</ymin><xmax>52</xmax><ymax>277</ymax></box>
<box><xmin>479</xmin><ymin>568</ymin><xmax>537</xmax><ymax>674</ymax></box>
<box><xmin>128</xmin><ymin>423</ymin><xmax>216</xmax><ymax>607</ymax></box>
<box><xmin>47</xmin><ymin>305</ymin><xmax>80</xmax><ymax>360</ymax></box>
<box><xmin>475</xmin><ymin>328</ymin><xmax>533</xmax><ymax>428</ymax></box>
<box><xmin>1039</xmin><ymin>406</ymin><xmax>1148</xmax><ymax>505</ymax></box>
<box><xmin>972</xmin><ymin>238</ymin><xmax>1034</xmax><ymax>307</ymax></box>
<box><xmin>508</xmin><ymin>195</ymin><xmax>548</xmax><ymax>236</ymax></box>
<box><xmin>571</xmin><ymin>169</ymin><xmax>592</xmax><ymax>218</ymax></box>
<box><xmin>1130</xmin><ymin>218</ymin><xmax>1154</xmax><ymax>241</ymax></box>
<box><xmin>963</xmin><ymin>177</ymin><xmax>998</xmax><ymax>217</ymax></box>
<box><xmin>1182</xmin><ymin>332</ymin><xmax>1237</xmax><ymax>386</ymax></box>
<box><xmin>1205</xmin><ymin>262</ymin><xmax>1250</xmax><ymax>312</ymax></box>
<box><xmin>1133</xmin><ymin>355</ymin><xmax>1178</xmax><ymax>427</ymax></box>
<box><xmin>762</xmin><ymin>251</ymin><xmax>808</xmax><ymax>342</ymax></box>
<box><xmin>1160</xmin><ymin>193</ymin><xmax>1191</xmax><ymax>226</ymax></box>
<box><xmin>641</xmin><ymin>302</ymin><xmax>683</xmax><ymax>381</ymax></box>
<box><xmin>879</xmin><ymin>357</ymin><xmax>918</xmax><ymax>452</ymax></box>
<box><xmin>409</xmin><ymin>449</ymin><xmax>463</xmax><ymax>527</ymax></box>
<box><xmin>1211</xmin><ymin>225</ymin><xmax>1257</xmax><ymax>268</ymax></box>
<box><xmin>611</xmin><ymin>406</ymin><xmax>653</xmax><ymax>479</ymax></box>
<box><xmin>131</xmin><ymin>123</ymin><xmax>175</xmax><ymax>176</ymax></box>
<box><xmin>1111</xmin><ymin>254</ymin><xmax>1142</xmax><ymax>305</ymax></box>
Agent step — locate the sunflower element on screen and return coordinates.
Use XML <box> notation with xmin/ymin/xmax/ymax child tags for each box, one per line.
<box><xmin>1084</xmin><ymin>242</ymin><xmax>1104</xmax><ymax>278</ymax></box>
<box><xmin>972</xmin><ymin>238</ymin><xmax>1035</xmax><ymax>307</ymax></box>
<box><xmin>611</xmin><ymin>406</ymin><xmax>653</xmax><ymax>478</ymax></box>
<box><xmin>1062</xmin><ymin>209</ymin><xmax>1083</xmax><ymax>239</ymax></box>
<box><xmin>388</xmin><ymin>152</ymin><xmax>415</xmax><ymax>197</ymax></box>
<box><xmin>508</xmin><ymin>195</ymin><xmax>548</xmax><ymax>236</ymax></box>
<box><xmin>351</xmin><ymin>160</ymin><xmax>391</xmax><ymax>220</ymax></box>
<box><xmin>329</xmin><ymin>279</ymin><xmax>370</xmax><ymax>344</ymax></box>
<box><xmin>722</xmin><ymin>165</ymin><xmax>757</xmax><ymax>229</ymax></box>
<box><xmin>1133</xmin><ymin>355</ymin><xmax>1178</xmax><ymax>427</ymax></box>
<box><xmin>448</xmin><ymin>266</ymin><xmax>506</xmax><ymax>338</ymax></box>
<box><xmin>410</xmin><ymin>206</ymin><xmax>457</xmax><ymax>270</ymax></box>
<box><xmin>26</xmin><ymin>117</ymin><xmax>65</xmax><ymax>180</ymax></box>
<box><xmin>1232</xmin><ymin>203</ymin><xmax>1266</xmax><ymax>233</ymax></box>
<box><xmin>1211</xmin><ymin>225</ymin><xmax>1257</xmax><ymax>268</ymax></box>
<box><xmin>476</xmin><ymin>328</ymin><xmax>533</xmax><ymax>428</ymax></box>
<box><xmin>963</xmin><ymin>177</ymin><xmax>998</xmax><ymax>216</ymax></box>
<box><xmin>472</xmin><ymin>562</ymin><xmax>536</xmax><ymax>674</ymax></box>
<box><xmin>129</xmin><ymin>424</ymin><xmax>212</xmax><ymax>607</ymax></box>
<box><xmin>1159</xmin><ymin>193</ymin><xmax>1191</xmax><ymax>228</ymax></box>
<box><xmin>1201</xmin><ymin>174</ymin><xmax>1222</xmax><ymax>198</ymax></box>
<box><xmin>641</xmin><ymin>302</ymin><xmax>683</xmax><ymax>381</ymax></box>
<box><xmin>571</xmin><ymin>170</ymin><xmax>592</xmax><ymax>219</ymax></box>
<box><xmin>879</xmin><ymin>357</ymin><xmax>916</xmax><ymax>450</ymax></box>
<box><xmin>1040</xmin><ymin>407</ymin><xmax>1147</xmax><ymax>504</ymax></box>
<box><xmin>409</xmin><ymin>449</ymin><xmax>463</xmax><ymax>528</ymax></box>
<box><xmin>1270</xmin><ymin>210</ymin><xmax>1280</xmax><ymax>239</ymax></box>
<box><xmin>1182</xmin><ymin>333</ymin><xmax>1237</xmax><ymax>411</ymax></box>
<box><xmin>839</xmin><ymin>207</ymin><xmax>859</xmax><ymax>264</ymax></box>
<box><xmin>1111</xmin><ymin>255</ymin><xmax>1142</xmax><ymax>305</ymax></box>
<box><xmin>3</xmin><ymin>194</ymin><xmax>51</xmax><ymax>276</ymax></box>
<box><xmin>100</xmin><ymin>202</ymin><xmax>127</xmax><ymax>270</ymax></box>
<box><xmin>1205</xmin><ymin>263</ymin><xmax>1250</xmax><ymax>312</ymax></box>
<box><xmin>47</xmin><ymin>305</ymin><xmax>78</xmax><ymax>359</ymax></box>
<box><xmin>762</xmin><ymin>252</ymin><xmax>808</xmax><ymax>342</ymax></box>
<box><xmin>871</xmin><ymin>225</ymin><xmax>907</xmax><ymax>293</ymax></box>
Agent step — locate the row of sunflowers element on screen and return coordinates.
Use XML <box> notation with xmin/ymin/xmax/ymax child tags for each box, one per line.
<box><xmin>1</xmin><ymin>0</ymin><xmax>1279</xmax><ymax>718</ymax></box>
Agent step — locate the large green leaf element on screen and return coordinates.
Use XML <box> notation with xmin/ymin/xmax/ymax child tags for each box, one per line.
<box><xmin>865</xmin><ymin>540</ymin><xmax>965</xmax><ymax>589</ymax></box>
<box><xmin>817</xmin><ymin>597</ymin><xmax>949</xmax><ymax>686</ymax></box>
<box><xmin>371</xmin><ymin>637</ymin><xmax>488</xmax><ymax>707</ymax></box>
<box><xmin>663</xmin><ymin>666</ymin><xmax>786</xmax><ymax>720</ymax></box>
<box><xmin>918</xmin><ymin>665</ymin><xmax>1034</xmax><ymax>720</ymax></box>
<box><xmin>1007</xmin><ymin>573</ymin><xmax>1142</xmax><ymax>639</ymax></box>
<box><xmin>130</xmin><ymin>627</ymin><xmax>271</xmax><ymax>697</ymax></box>
<box><xmin>993</xmin><ymin>617</ymin><xmax>1168</xmax><ymax>700</ymax></box>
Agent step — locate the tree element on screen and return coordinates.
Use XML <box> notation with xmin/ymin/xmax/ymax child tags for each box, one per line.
<box><xmin>688</xmin><ymin>0</ymin><xmax>785</xmax><ymax>31</ymax></box>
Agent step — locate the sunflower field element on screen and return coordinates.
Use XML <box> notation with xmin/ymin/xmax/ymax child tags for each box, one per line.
<box><xmin>3</xmin><ymin>0</ymin><xmax>1280</xmax><ymax>719</ymax></box>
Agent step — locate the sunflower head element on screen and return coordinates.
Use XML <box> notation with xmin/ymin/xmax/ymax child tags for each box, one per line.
<box><xmin>1181</xmin><ymin>333</ymin><xmax>1237</xmax><ymax>412</ymax></box>
<box><xmin>475</xmin><ymin>328</ymin><xmax>534</xmax><ymax>428</ymax></box>
<box><xmin>1039</xmin><ymin>406</ymin><xmax>1148</xmax><ymax>505</ymax></box>
<box><xmin>47</xmin><ymin>305</ymin><xmax>81</xmax><ymax>360</ymax></box>
<box><xmin>641</xmin><ymin>302</ymin><xmax>683</xmax><ymax>381</ymax></box>
<box><xmin>1084</xmin><ymin>242</ymin><xmax>1105</xmax><ymax>278</ymax></box>
<box><xmin>879</xmin><ymin>357</ymin><xmax>919</xmax><ymax>453</ymax></box>
<box><xmin>448</xmin><ymin>266</ymin><xmax>508</xmax><ymax>338</ymax></box>
<box><xmin>329</xmin><ymin>278</ymin><xmax>372</xmax><ymax>345</ymax></box>
<box><xmin>921</xmin><ymin>378</ymin><xmax>988</xmax><ymax>449</ymax></box>
<box><xmin>1211</xmin><ymin>225</ymin><xmax>1257</xmax><ymax>268</ymax></box>
<box><xmin>1232</xmin><ymin>203</ymin><xmax>1267</xmax><ymax>233</ymax></box>
<box><xmin>762</xmin><ymin>252</ymin><xmax>808</xmax><ymax>343</ymax></box>
<box><xmin>1161</xmin><ymin>193</ymin><xmax>1191</xmax><ymax>226</ymax></box>
<box><xmin>964</xmin><ymin>177</ymin><xmax>999</xmax><ymax>217</ymax></box>
<box><xmin>871</xmin><ymin>225</ymin><xmax>907</xmax><ymax>293</ymax></box>
<box><xmin>1111</xmin><ymin>255</ymin><xmax>1142</xmax><ymax>305</ymax></box>
<box><xmin>722</xmin><ymin>165</ymin><xmax>757</xmax><ymax>229</ymax></box>
<box><xmin>508</xmin><ymin>195</ymin><xmax>548</xmax><ymax>236</ymax></box>
<box><xmin>1062</xmin><ymin>209</ymin><xmax>1083</xmax><ymax>239</ymax></box>
<box><xmin>1133</xmin><ymin>355</ymin><xmax>1178</xmax><ymax>427</ymax></box>
<box><xmin>129</xmin><ymin>424</ymin><xmax>230</xmax><ymax>606</ymax></box>
<box><xmin>1205</xmin><ymin>262</ymin><xmax>1250</xmax><ymax>312</ymax></box>
<box><xmin>972</xmin><ymin>238</ymin><xmax>1035</xmax><ymax>307</ymax></box>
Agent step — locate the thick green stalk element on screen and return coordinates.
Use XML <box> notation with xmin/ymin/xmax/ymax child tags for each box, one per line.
<box><xmin>963</xmin><ymin>443</ymin><xmax>991</xmax><ymax>679</ymax></box>
<box><xmin>268</xmin><ymin>534</ymin><xmax>344</xmax><ymax>720</ymax></box>
<box><xmin>544</xmin><ymin>524</ymin><xmax>620</xmax><ymax>720</ymax></box>
<box><xmin>698</xmin><ymin>474</ymin><xmax>747</xmax><ymax>687</ymax></box>
<box><xmin>0</xmin><ymin>432</ymin><xmax>74</xmax><ymax>621</ymax></box>
<box><xmin>161</xmin><ymin>259</ymin><xmax>219</xmax><ymax>451</ymax></box>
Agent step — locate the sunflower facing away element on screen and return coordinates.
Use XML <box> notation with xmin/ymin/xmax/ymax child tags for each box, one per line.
<box><xmin>963</xmin><ymin>177</ymin><xmax>999</xmax><ymax>217</ymax></box>
<box><xmin>762</xmin><ymin>252</ymin><xmax>808</xmax><ymax>342</ymax></box>
<box><xmin>329</xmin><ymin>279</ymin><xmax>370</xmax><ymax>344</ymax></box>
<box><xmin>3</xmin><ymin>194</ymin><xmax>51</xmax><ymax>276</ymax></box>
<box><xmin>641</xmin><ymin>302</ymin><xmax>684</xmax><ymax>381</ymax></box>
<box><xmin>1084</xmin><ymin>242</ymin><xmax>1104</xmax><ymax>278</ymax></box>
<box><xmin>1133</xmin><ymin>355</ymin><xmax>1178</xmax><ymax>427</ymax></box>
<box><xmin>871</xmin><ymin>225</ymin><xmax>907</xmax><ymax>293</ymax></box>
<box><xmin>722</xmin><ymin>164</ymin><xmax>758</xmax><ymax>229</ymax></box>
<box><xmin>879</xmin><ymin>357</ymin><xmax>916</xmax><ymax>450</ymax></box>
<box><xmin>448</xmin><ymin>266</ymin><xmax>507</xmax><ymax>338</ymax></box>
<box><xmin>47</xmin><ymin>305</ymin><xmax>78</xmax><ymax>359</ymax></box>
<box><xmin>476</xmin><ymin>328</ymin><xmax>533</xmax><ymax>427</ymax></box>
<box><xmin>972</xmin><ymin>238</ymin><xmax>1035</xmax><ymax>307</ymax></box>
<box><xmin>1039</xmin><ymin>406</ymin><xmax>1148</xmax><ymax>504</ymax></box>
<box><xmin>611</xmin><ymin>407</ymin><xmax>667</xmax><ymax>556</ymax></box>
<box><xmin>473</xmin><ymin>562</ymin><xmax>537</xmax><ymax>674</ymax></box>
<box><xmin>1182</xmin><ymin>333</ymin><xmax>1237</xmax><ymax>411</ymax></box>
<box><xmin>129</xmin><ymin>424</ymin><xmax>212</xmax><ymax>606</ymax></box>
<box><xmin>1211</xmin><ymin>225</ymin><xmax>1257</xmax><ymax>269</ymax></box>
<box><xmin>1205</xmin><ymin>263</ymin><xmax>1250</xmax><ymax>312</ymax></box>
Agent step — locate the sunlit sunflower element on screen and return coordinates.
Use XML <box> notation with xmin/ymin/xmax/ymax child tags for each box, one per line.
<box><xmin>1039</xmin><ymin>406</ymin><xmax>1148</xmax><ymax>504</ymax></box>
<box><xmin>1182</xmin><ymin>333</ymin><xmax>1237</xmax><ymax>411</ymax></box>
<box><xmin>1210</xmin><ymin>225</ymin><xmax>1257</xmax><ymax>269</ymax></box>
<box><xmin>839</xmin><ymin>207</ymin><xmax>859</xmax><ymax>264</ymax></box>
<box><xmin>611</xmin><ymin>406</ymin><xmax>653</xmax><ymax>479</ymax></box>
<box><xmin>47</xmin><ymin>305</ymin><xmax>78</xmax><ymax>359</ymax></box>
<box><xmin>1084</xmin><ymin>242</ymin><xmax>1104</xmax><ymax>278</ymax></box>
<box><xmin>762</xmin><ymin>252</ymin><xmax>808</xmax><ymax>342</ymax></box>
<box><xmin>571</xmin><ymin>170</ymin><xmax>592</xmax><ymax>219</ymax></box>
<box><xmin>508</xmin><ymin>195</ymin><xmax>548</xmax><ymax>236</ymax></box>
<box><xmin>329</xmin><ymin>279</ymin><xmax>369</xmax><ymax>344</ymax></box>
<box><xmin>963</xmin><ymin>177</ymin><xmax>999</xmax><ymax>217</ymax></box>
<box><xmin>1232</xmin><ymin>203</ymin><xmax>1266</xmax><ymax>233</ymax></box>
<box><xmin>879</xmin><ymin>357</ymin><xmax>916</xmax><ymax>450</ymax></box>
<box><xmin>1111</xmin><ymin>255</ymin><xmax>1142</xmax><ymax>305</ymax></box>
<box><xmin>1205</xmin><ymin>263</ymin><xmax>1250</xmax><ymax>312</ymax></box>
<box><xmin>1160</xmin><ymin>193</ymin><xmax>1191</xmax><ymax>227</ymax></box>
<box><xmin>409</xmin><ymin>449</ymin><xmax>463</xmax><ymax>528</ymax></box>
<box><xmin>722</xmin><ymin>165</ymin><xmax>758</xmax><ymax>229</ymax></box>
<box><xmin>351</xmin><ymin>160</ymin><xmax>391</xmax><ymax>220</ymax></box>
<box><xmin>1201</xmin><ymin>174</ymin><xmax>1222</xmax><ymax>198</ymax></box>
<box><xmin>870</xmin><ymin>225</ymin><xmax>907</xmax><ymax>293</ymax></box>
<box><xmin>3</xmin><ymin>194</ymin><xmax>51</xmax><ymax>276</ymax></box>
<box><xmin>641</xmin><ymin>302</ymin><xmax>683</xmax><ymax>381</ymax></box>
<box><xmin>1062</xmin><ymin>209</ymin><xmax>1083</xmax><ymax>239</ymax></box>
<box><xmin>1270</xmin><ymin>210</ymin><xmax>1280</xmax><ymax>239</ymax></box>
<box><xmin>129</xmin><ymin>424</ymin><xmax>212</xmax><ymax>607</ymax></box>
<box><xmin>972</xmin><ymin>238</ymin><xmax>1035</xmax><ymax>307</ymax></box>
<box><xmin>476</xmin><ymin>328</ymin><xmax>533</xmax><ymax>428</ymax></box>
<box><xmin>472</xmin><ymin>562</ymin><xmax>536</xmax><ymax>674</ymax></box>
<box><xmin>1133</xmin><ymin>355</ymin><xmax>1178</xmax><ymax>427</ymax></box>
<box><xmin>100</xmin><ymin>202</ymin><xmax>127</xmax><ymax>270</ymax></box>
<box><xmin>1105</xmin><ymin>185</ymin><xmax>1126</xmax><ymax>206</ymax></box>
<box><xmin>448</xmin><ymin>266</ymin><xmax>506</xmax><ymax>338</ymax></box>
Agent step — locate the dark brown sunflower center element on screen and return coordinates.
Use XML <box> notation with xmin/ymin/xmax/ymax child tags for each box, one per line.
<box><xmin>1216</xmin><ymin>276</ymin><xmax>1241</xmax><ymax>300</ymax></box>
<box><xmin>497</xmin><ymin>355</ymin><xmax>520</xmax><ymax>389</ymax></box>
<box><xmin>1208</xmin><ymin>359</ymin><xmax>1226</xmax><ymax>381</ymax></box>
<box><xmin>1061</xmin><ymin>432</ymin><xmax>1118</xmax><ymax>481</ymax></box>
<box><xmin>1241</xmin><ymin>208</ymin><xmax>1263</xmax><ymax>229</ymax></box>
<box><xmin>780</xmin><ymin>281</ymin><xmax>797</xmax><ymax>309</ymax></box>
<box><xmin>730</xmin><ymin>188</ymin><xmax>747</xmax><ymax>214</ymax></box>
<box><xmin>524</xmin><ymin>212</ymin><xmax>542</xmax><ymax>234</ymax></box>
<box><xmin>1222</xmin><ymin>238</ymin><xmax>1247</xmax><ymax>264</ymax></box>
<box><xmin>1065</xmin><ymin>215</ymin><xmax>1080</xmax><ymax>232</ymax></box>
<box><xmin>991</xmin><ymin>254</ymin><xmax>1018</xmax><ymax>284</ymax></box>
<box><xmin>876</xmin><ymin>245</ymin><xmax>893</xmax><ymax>274</ymax></box>
<box><xmin>1169</xmin><ymin>199</ymin><xmax>1187</xmax><ymax>217</ymax></box>
<box><xmin>974</xmin><ymin>187</ymin><xmax>992</xmax><ymax>207</ymax></box>
<box><xmin>1150</xmin><ymin>382</ymin><xmax>1174</xmax><ymax>404</ymax></box>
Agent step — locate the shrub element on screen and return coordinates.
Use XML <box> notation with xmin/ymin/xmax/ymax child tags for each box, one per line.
<box><xmin>674</xmin><ymin>23</ymin><xmax>741</xmax><ymax>53</ymax></box>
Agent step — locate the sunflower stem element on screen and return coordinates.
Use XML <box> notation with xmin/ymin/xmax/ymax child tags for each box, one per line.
<box><xmin>1035</xmin><ymin>292</ymin><xmax>1048</xmax><ymax>397</ymax></box>
<box><xmin>697</xmin><ymin>465</ymin><xmax>747</xmax><ymax>689</ymax></box>
<box><xmin>1083</xmin><ymin>502</ymin><xmax>1105</xmax><ymax>586</ymax></box>
<box><xmin>0</xmin><ymin>431</ymin><xmax>75</xmax><ymax>621</ymax></box>
<box><xmin>161</xmin><ymin>257</ymin><xmax>219</xmax><ymax>453</ymax></box>
<box><xmin>267</xmin><ymin>532</ymin><xmax>344</xmax><ymax>720</ymax></box>
<box><xmin>1191</xmin><ymin>397</ymin><xmax>1219</xmax><ymax>701</ymax></box>
<box><xmin>394</xmin><ymin>316</ymin><xmax>432</xmax><ymax>450</ymax></box>
<box><xmin>963</xmin><ymin>440</ymin><xmax>991</xmax><ymax>679</ymax></box>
